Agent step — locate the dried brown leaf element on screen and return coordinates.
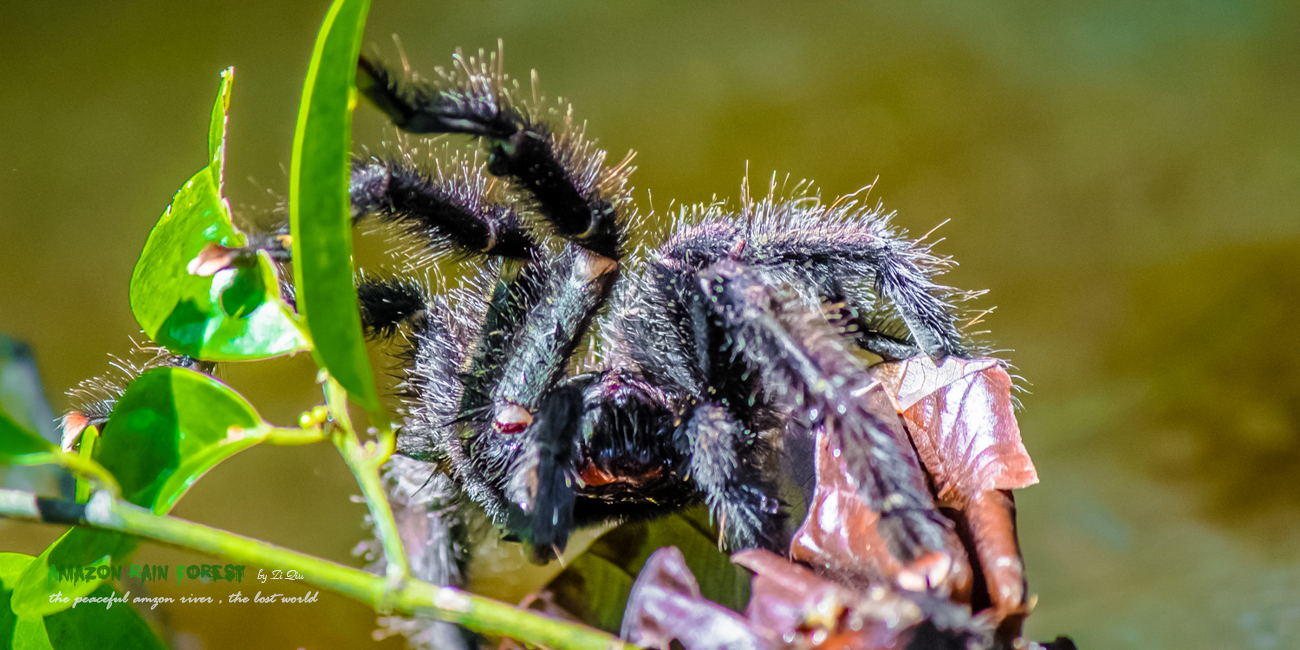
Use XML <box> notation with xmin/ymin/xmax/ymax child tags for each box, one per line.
<box><xmin>871</xmin><ymin>357</ymin><xmax>1038</xmax><ymax>509</ymax></box>
<box><xmin>734</xmin><ymin>549</ymin><xmax>989</xmax><ymax>650</ymax></box>
<box><xmin>622</xmin><ymin>547</ymin><xmax>989</xmax><ymax>650</ymax></box>
<box><xmin>872</xmin><ymin>356</ymin><xmax>1037</xmax><ymax>642</ymax></box>
<box><xmin>621</xmin><ymin>547</ymin><xmax>766</xmax><ymax>650</ymax></box>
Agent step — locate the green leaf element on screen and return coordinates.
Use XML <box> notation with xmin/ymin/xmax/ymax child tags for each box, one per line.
<box><xmin>0</xmin><ymin>553</ymin><xmax>36</xmax><ymax>646</ymax></box>
<box><xmin>94</xmin><ymin>367</ymin><xmax>272</xmax><ymax>512</ymax></box>
<box><xmin>12</xmin><ymin>616</ymin><xmax>53</xmax><ymax>650</ymax></box>
<box><xmin>0</xmin><ymin>553</ymin><xmax>33</xmax><ymax>591</ymax></box>
<box><xmin>289</xmin><ymin>0</ymin><xmax>379</xmax><ymax>414</ymax></box>
<box><xmin>11</xmin><ymin>367</ymin><xmax>279</xmax><ymax>616</ymax></box>
<box><xmin>208</xmin><ymin>67</ymin><xmax>233</xmax><ymax>193</ymax></box>
<box><xmin>73</xmin><ymin>427</ymin><xmax>98</xmax><ymax>504</ymax></box>
<box><xmin>2</xmin><ymin>553</ymin><xmax>166</xmax><ymax>650</ymax></box>
<box><xmin>545</xmin><ymin>506</ymin><xmax>751</xmax><ymax>633</ymax></box>
<box><xmin>129</xmin><ymin>68</ymin><xmax>308</xmax><ymax>362</ymax></box>
<box><xmin>10</xmin><ymin>531</ymin><xmax>135</xmax><ymax>619</ymax></box>
<box><xmin>43</xmin><ymin>583</ymin><xmax>167</xmax><ymax>650</ymax></box>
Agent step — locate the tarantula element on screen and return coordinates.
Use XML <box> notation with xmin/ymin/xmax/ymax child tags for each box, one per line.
<box><xmin>65</xmin><ymin>45</ymin><xmax>1010</xmax><ymax>649</ymax></box>
<box><xmin>346</xmin><ymin>45</ymin><xmax>978</xmax><ymax>603</ymax></box>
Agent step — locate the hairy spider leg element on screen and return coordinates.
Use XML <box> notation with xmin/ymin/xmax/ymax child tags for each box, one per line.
<box><xmin>681</xmin><ymin>402</ymin><xmax>786</xmax><ymax>550</ymax></box>
<box><xmin>357</xmin><ymin>54</ymin><xmax>633</xmax><ymax>557</ymax></box>
<box><xmin>738</xmin><ymin>211</ymin><xmax>966</xmax><ymax>360</ymax></box>
<box><xmin>469</xmin><ymin>244</ymin><xmax>618</xmax><ymax>560</ymax></box>
<box><xmin>345</xmin><ymin>158</ymin><xmax>551</xmax><ymax>510</ymax></box>
<box><xmin>645</xmin><ymin>208</ymin><xmax>966</xmax><ymax>366</ymax></box>
<box><xmin>356</xmin><ymin>55</ymin><xmax>624</xmax><ymax>259</ymax></box>
<box><xmin>699</xmin><ymin>259</ymin><xmax>953</xmax><ymax>564</ymax></box>
<box><xmin>814</xmin><ymin>275</ymin><xmax>929</xmax><ymax>361</ymax></box>
<box><xmin>350</xmin><ymin>156</ymin><xmax>539</xmax><ymax>261</ymax></box>
<box><xmin>343</xmin><ymin>148</ymin><xmax>554</xmax><ymax>650</ymax></box>
<box><xmin>344</xmin><ymin>149</ymin><xmax>549</xmax><ymax>445</ymax></box>
<box><xmin>64</xmin><ymin>350</ymin><xmax>216</xmax><ymax>440</ymax></box>
<box><xmin>354</xmin><ymin>274</ymin><xmax>429</xmax><ymax>339</ymax></box>
<box><xmin>354</xmin><ymin>53</ymin><xmax>627</xmax><ymax>419</ymax></box>
<box><xmin>377</xmin><ymin>460</ymin><xmax>478</xmax><ymax>650</ymax></box>
<box><xmin>345</xmin><ymin>150</ymin><xmax>553</xmax><ymax>438</ymax></box>
<box><xmin>345</xmin><ymin>144</ymin><xmax>547</xmax><ymax>345</ymax></box>
<box><xmin>500</xmin><ymin>382</ymin><xmax>584</xmax><ymax>555</ymax></box>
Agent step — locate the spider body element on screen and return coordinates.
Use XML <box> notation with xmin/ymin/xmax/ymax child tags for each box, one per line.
<box><xmin>346</xmin><ymin>46</ymin><xmax>974</xmax><ymax>583</ymax></box>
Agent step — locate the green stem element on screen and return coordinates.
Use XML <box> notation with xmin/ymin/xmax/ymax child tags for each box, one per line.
<box><xmin>325</xmin><ymin>377</ymin><xmax>409</xmax><ymax>590</ymax></box>
<box><xmin>338</xmin><ymin>430</ymin><xmax>408</xmax><ymax>587</ymax></box>
<box><xmin>263</xmin><ymin>424</ymin><xmax>327</xmax><ymax>446</ymax></box>
<box><xmin>0</xmin><ymin>488</ymin><xmax>632</xmax><ymax>650</ymax></box>
<box><xmin>75</xmin><ymin>425</ymin><xmax>100</xmax><ymax>503</ymax></box>
<box><xmin>13</xmin><ymin>449</ymin><xmax>121</xmax><ymax>499</ymax></box>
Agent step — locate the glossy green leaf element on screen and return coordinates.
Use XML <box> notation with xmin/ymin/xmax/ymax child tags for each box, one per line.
<box><xmin>10</xmin><ymin>531</ymin><xmax>135</xmax><ymax>618</ymax></box>
<box><xmin>73</xmin><ymin>427</ymin><xmax>97</xmax><ymax>504</ymax></box>
<box><xmin>207</xmin><ymin>67</ymin><xmax>233</xmax><ymax>192</ymax></box>
<box><xmin>289</xmin><ymin>0</ymin><xmax>379</xmax><ymax>414</ymax></box>
<box><xmin>3</xmin><ymin>552</ymin><xmax>166</xmax><ymax>650</ymax></box>
<box><xmin>94</xmin><ymin>366</ymin><xmax>273</xmax><ymax>512</ymax></box>
<box><xmin>43</xmin><ymin>582</ymin><xmax>167</xmax><ymax>650</ymax></box>
<box><xmin>129</xmin><ymin>68</ymin><xmax>308</xmax><ymax>361</ymax></box>
<box><xmin>12</xmin><ymin>367</ymin><xmax>278</xmax><ymax>615</ymax></box>
<box><xmin>0</xmin><ymin>553</ymin><xmax>34</xmax><ymax>588</ymax></box>
<box><xmin>545</xmin><ymin>506</ymin><xmax>751</xmax><ymax>633</ymax></box>
<box><xmin>0</xmin><ymin>553</ymin><xmax>36</xmax><ymax>646</ymax></box>
<box><xmin>12</xmin><ymin>617</ymin><xmax>53</xmax><ymax>650</ymax></box>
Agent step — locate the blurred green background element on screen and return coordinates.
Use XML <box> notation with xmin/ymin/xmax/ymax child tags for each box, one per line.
<box><xmin>3</xmin><ymin>1</ymin><xmax>1299</xmax><ymax>648</ymax></box>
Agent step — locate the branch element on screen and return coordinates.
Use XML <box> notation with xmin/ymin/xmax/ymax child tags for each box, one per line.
<box><xmin>0</xmin><ymin>488</ymin><xmax>635</xmax><ymax>650</ymax></box>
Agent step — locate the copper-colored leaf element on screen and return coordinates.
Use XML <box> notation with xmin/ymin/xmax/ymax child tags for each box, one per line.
<box><xmin>871</xmin><ymin>357</ymin><xmax>999</xmax><ymax>412</ymax></box>
<box><xmin>872</xmin><ymin>356</ymin><xmax>1036</xmax><ymax>643</ymax></box>
<box><xmin>872</xmin><ymin>357</ymin><xmax>1038</xmax><ymax>509</ymax></box>
<box><xmin>621</xmin><ymin>547</ymin><xmax>990</xmax><ymax>650</ymax></box>
<box><xmin>733</xmin><ymin>549</ymin><xmax>989</xmax><ymax>650</ymax></box>
<box><xmin>621</xmin><ymin>547</ymin><xmax>765</xmax><ymax>650</ymax></box>
<box><xmin>735</xmin><ymin>549</ymin><xmax>887</xmax><ymax>644</ymax></box>
<box><xmin>620</xmin><ymin>357</ymin><xmax>1044</xmax><ymax>648</ymax></box>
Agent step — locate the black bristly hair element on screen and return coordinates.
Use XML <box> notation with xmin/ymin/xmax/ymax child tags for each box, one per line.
<box><xmin>356</xmin><ymin>274</ymin><xmax>428</xmax><ymax>340</ymax></box>
<box><xmin>356</xmin><ymin>52</ymin><xmax>628</xmax><ymax>260</ymax></box>
<box><xmin>350</xmin><ymin>154</ymin><xmax>539</xmax><ymax>261</ymax></box>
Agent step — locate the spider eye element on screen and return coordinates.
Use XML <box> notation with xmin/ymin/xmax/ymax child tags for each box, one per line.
<box><xmin>494</xmin><ymin>403</ymin><xmax>533</xmax><ymax>435</ymax></box>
